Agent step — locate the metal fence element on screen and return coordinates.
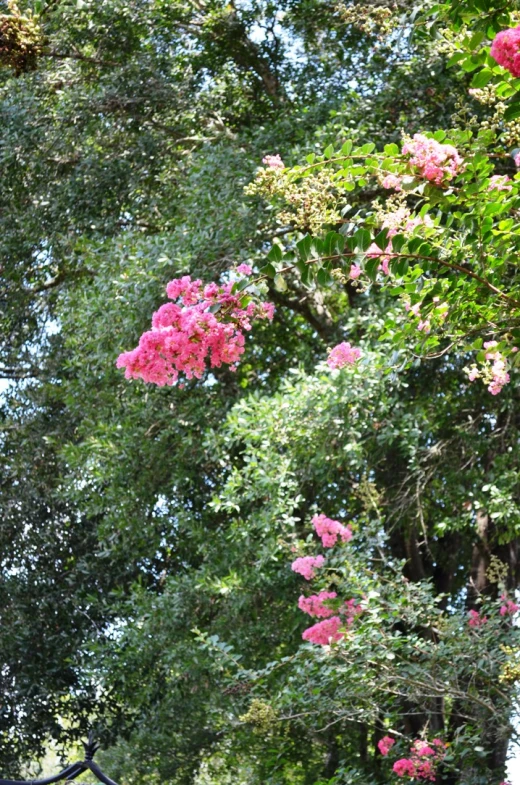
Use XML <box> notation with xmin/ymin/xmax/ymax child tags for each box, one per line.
<box><xmin>0</xmin><ymin>734</ymin><xmax>118</xmax><ymax>785</ymax></box>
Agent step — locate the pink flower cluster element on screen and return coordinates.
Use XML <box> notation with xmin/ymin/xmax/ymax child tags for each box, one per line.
<box><xmin>365</xmin><ymin>209</ymin><xmax>434</xmax><ymax>275</ymax></box>
<box><xmin>262</xmin><ymin>154</ymin><xmax>284</xmax><ymax>169</ymax></box>
<box><xmin>327</xmin><ymin>342</ymin><xmax>362</xmax><ymax>369</ymax></box>
<box><xmin>291</xmin><ymin>555</ymin><xmax>325</xmax><ymax>580</ymax></box>
<box><xmin>378</xmin><ymin>735</ymin><xmax>395</xmax><ymax>756</ymax></box>
<box><xmin>468</xmin><ymin>609</ymin><xmax>488</xmax><ymax>628</ymax></box>
<box><xmin>236</xmin><ymin>263</ymin><xmax>253</xmax><ymax>275</ymax></box>
<box><xmin>393</xmin><ymin>739</ymin><xmax>446</xmax><ymax>781</ymax></box>
<box><xmin>116</xmin><ymin>276</ymin><xmax>274</xmax><ymax>386</ymax></box>
<box><xmin>402</xmin><ymin>134</ymin><xmax>463</xmax><ymax>185</ymax></box>
<box><xmin>312</xmin><ymin>514</ymin><xmax>353</xmax><ymax>547</ymax></box>
<box><xmin>484</xmin><ymin>341</ymin><xmax>510</xmax><ymax>396</ymax></box>
<box><xmin>382</xmin><ymin>174</ymin><xmax>402</xmax><ymax>191</ymax></box>
<box><xmin>488</xmin><ymin>175</ymin><xmax>512</xmax><ymax>192</ymax></box>
<box><xmin>500</xmin><ymin>593</ymin><xmax>519</xmax><ymax>616</ymax></box>
<box><xmin>300</xmin><ymin>595</ymin><xmax>362</xmax><ymax>645</ymax></box>
<box><xmin>302</xmin><ymin>616</ymin><xmax>344</xmax><ymax>645</ymax></box>
<box><xmin>298</xmin><ymin>591</ymin><xmax>337</xmax><ymax>618</ymax></box>
<box><xmin>490</xmin><ymin>26</ymin><xmax>520</xmax><ymax>77</ymax></box>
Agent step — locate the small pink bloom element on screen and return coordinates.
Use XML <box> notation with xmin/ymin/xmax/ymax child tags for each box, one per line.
<box><xmin>302</xmin><ymin>616</ymin><xmax>344</xmax><ymax>645</ymax></box>
<box><xmin>488</xmin><ymin>175</ymin><xmax>512</xmax><ymax>192</ymax></box>
<box><xmin>349</xmin><ymin>263</ymin><xmax>362</xmax><ymax>279</ymax></box>
<box><xmin>467</xmin><ymin>368</ymin><xmax>479</xmax><ymax>382</ymax></box>
<box><xmin>417</xmin><ymin>319</ymin><xmax>431</xmax><ymax>334</ymax></box>
<box><xmin>402</xmin><ymin>134</ymin><xmax>463</xmax><ymax>185</ymax></box>
<box><xmin>500</xmin><ymin>598</ymin><xmax>519</xmax><ymax>616</ymax></box>
<box><xmin>382</xmin><ymin>174</ymin><xmax>402</xmax><ymax>190</ymax></box>
<box><xmin>468</xmin><ymin>609</ymin><xmax>488</xmax><ymax>628</ymax></box>
<box><xmin>291</xmin><ymin>555</ymin><xmax>325</xmax><ymax>581</ymax></box>
<box><xmin>298</xmin><ymin>591</ymin><xmax>338</xmax><ymax>618</ymax></box>
<box><xmin>261</xmin><ymin>301</ymin><xmax>275</xmax><ymax>320</ymax></box>
<box><xmin>312</xmin><ymin>514</ymin><xmax>353</xmax><ymax>547</ymax></box>
<box><xmin>262</xmin><ymin>154</ymin><xmax>284</xmax><ymax>169</ymax></box>
<box><xmin>393</xmin><ymin>759</ymin><xmax>416</xmax><ymax>777</ymax></box>
<box><xmin>327</xmin><ymin>342</ymin><xmax>362</xmax><ymax>369</ymax></box>
<box><xmin>236</xmin><ymin>264</ymin><xmax>252</xmax><ymax>275</ymax></box>
<box><xmin>379</xmin><ymin>258</ymin><xmax>390</xmax><ymax>275</ymax></box>
<box><xmin>515</xmin><ymin>152</ymin><xmax>520</xmax><ymax>168</ymax></box>
<box><xmin>378</xmin><ymin>736</ymin><xmax>395</xmax><ymax>756</ymax></box>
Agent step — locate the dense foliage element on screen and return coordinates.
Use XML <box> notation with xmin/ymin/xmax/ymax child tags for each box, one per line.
<box><xmin>1</xmin><ymin>0</ymin><xmax>520</xmax><ymax>783</ymax></box>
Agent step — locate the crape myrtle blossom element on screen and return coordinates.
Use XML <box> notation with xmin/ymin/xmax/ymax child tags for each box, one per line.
<box><xmin>515</xmin><ymin>152</ymin><xmax>520</xmax><ymax>168</ymax></box>
<box><xmin>468</xmin><ymin>609</ymin><xmax>488</xmax><ymax>628</ymax></box>
<box><xmin>484</xmin><ymin>342</ymin><xmax>510</xmax><ymax>396</ymax></box>
<box><xmin>327</xmin><ymin>342</ymin><xmax>362</xmax><ymax>369</ymax></box>
<box><xmin>490</xmin><ymin>26</ymin><xmax>520</xmax><ymax>77</ymax></box>
<box><xmin>500</xmin><ymin>594</ymin><xmax>519</xmax><ymax>616</ymax></box>
<box><xmin>382</xmin><ymin>173</ymin><xmax>402</xmax><ymax>190</ymax></box>
<box><xmin>466</xmin><ymin>342</ymin><xmax>511</xmax><ymax>396</ymax></box>
<box><xmin>488</xmin><ymin>175</ymin><xmax>512</xmax><ymax>192</ymax></box>
<box><xmin>116</xmin><ymin>275</ymin><xmax>274</xmax><ymax>386</ymax></box>
<box><xmin>392</xmin><ymin>739</ymin><xmax>446</xmax><ymax>781</ymax></box>
<box><xmin>300</xmin><ymin>596</ymin><xmax>362</xmax><ymax>645</ymax></box>
<box><xmin>365</xmin><ymin>209</ymin><xmax>434</xmax><ymax>275</ymax></box>
<box><xmin>302</xmin><ymin>616</ymin><xmax>344</xmax><ymax>645</ymax></box>
<box><xmin>402</xmin><ymin>134</ymin><xmax>463</xmax><ymax>185</ymax></box>
<box><xmin>262</xmin><ymin>154</ymin><xmax>284</xmax><ymax>169</ymax></box>
<box><xmin>291</xmin><ymin>555</ymin><xmax>325</xmax><ymax>580</ymax></box>
<box><xmin>312</xmin><ymin>513</ymin><xmax>353</xmax><ymax>547</ymax></box>
<box><xmin>298</xmin><ymin>591</ymin><xmax>337</xmax><ymax>618</ymax></box>
<box><xmin>378</xmin><ymin>736</ymin><xmax>395</xmax><ymax>756</ymax></box>
<box><xmin>236</xmin><ymin>263</ymin><xmax>253</xmax><ymax>275</ymax></box>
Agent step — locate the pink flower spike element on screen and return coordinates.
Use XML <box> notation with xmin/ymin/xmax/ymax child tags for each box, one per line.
<box><xmin>262</xmin><ymin>154</ymin><xmax>284</xmax><ymax>169</ymax></box>
<box><xmin>327</xmin><ymin>342</ymin><xmax>362</xmax><ymax>369</ymax></box>
<box><xmin>378</xmin><ymin>736</ymin><xmax>395</xmax><ymax>756</ymax></box>
<box><xmin>291</xmin><ymin>555</ymin><xmax>325</xmax><ymax>581</ymax></box>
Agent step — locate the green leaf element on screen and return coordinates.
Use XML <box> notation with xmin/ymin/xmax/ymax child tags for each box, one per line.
<box><xmin>273</xmin><ymin>273</ymin><xmax>288</xmax><ymax>292</ymax></box>
<box><xmin>384</xmin><ymin>143</ymin><xmax>399</xmax><ymax>156</ymax></box>
<box><xmin>365</xmin><ymin>257</ymin><xmax>380</xmax><ymax>281</ymax></box>
<box><xmin>259</xmin><ymin>263</ymin><xmax>276</xmax><ymax>278</ymax></box>
<box><xmin>317</xmin><ymin>267</ymin><xmax>331</xmax><ymax>286</ymax></box>
<box><xmin>267</xmin><ymin>245</ymin><xmax>283</xmax><ymax>263</ymax></box>
<box><xmin>296</xmin><ymin>235</ymin><xmax>313</xmax><ymax>261</ymax></box>
<box><xmin>470</xmin><ymin>68</ymin><xmax>493</xmax><ymax>88</ymax></box>
<box><xmin>354</xmin><ymin>228</ymin><xmax>372</xmax><ymax>252</ymax></box>
<box><xmin>504</xmin><ymin>101</ymin><xmax>520</xmax><ymax>122</ymax></box>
